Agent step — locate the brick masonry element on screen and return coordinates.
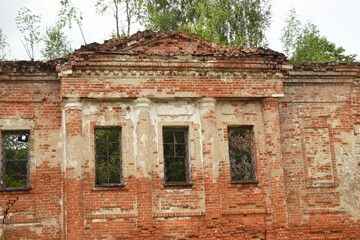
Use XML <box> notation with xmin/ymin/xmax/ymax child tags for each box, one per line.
<box><xmin>0</xmin><ymin>31</ymin><xmax>359</xmax><ymax>239</ymax></box>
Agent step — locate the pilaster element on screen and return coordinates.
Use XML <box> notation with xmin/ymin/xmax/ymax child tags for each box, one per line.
<box><xmin>199</xmin><ymin>98</ymin><xmax>221</xmax><ymax>238</ymax></box>
<box><xmin>63</xmin><ymin>98</ymin><xmax>85</xmax><ymax>239</ymax></box>
<box><xmin>261</xmin><ymin>97</ymin><xmax>289</xmax><ymax>238</ymax></box>
<box><xmin>134</xmin><ymin>98</ymin><xmax>154</xmax><ymax>238</ymax></box>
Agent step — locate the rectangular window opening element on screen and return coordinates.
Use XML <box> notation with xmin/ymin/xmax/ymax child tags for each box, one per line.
<box><xmin>95</xmin><ymin>127</ymin><xmax>123</xmax><ymax>186</ymax></box>
<box><xmin>163</xmin><ymin>127</ymin><xmax>191</xmax><ymax>186</ymax></box>
<box><xmin>228</xmin><ymin>126</ymin><xmax>258</xmax><ymax>183</ymax></box>
<box><xmin>1</xmin><ymin>130</ymin><xmax>30</xmax><ymax>190</ymax></box>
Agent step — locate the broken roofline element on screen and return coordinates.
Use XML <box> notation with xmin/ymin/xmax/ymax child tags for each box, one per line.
<box><xmin>2</xmin><ymin>30</ymin><xmax>360</xmax><ymax>75</ymax></box>
<box><xmin>73</xmin><ymin>30</ymin><xmax>286</xmax><ymax>57</ymax></box>
<box><xmin>0</xmin><ymin>30</ymin><xmax>290</xmax><ymax>76</ymax></box>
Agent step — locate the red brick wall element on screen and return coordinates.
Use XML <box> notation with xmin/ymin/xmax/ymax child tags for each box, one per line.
<box><xmin>0</xmin><ymin>64</ymin><xmax>63</xmax><ymax>239</ymax></box>
<box><xmin>280</xmin><ymin>63</ymin><xmax>360</xmax><ymax>239</ymax></box>
<box><xmin>1</xmin><ymin>55</ymin><xmax>360</xmax><ymax>240</ymax></box>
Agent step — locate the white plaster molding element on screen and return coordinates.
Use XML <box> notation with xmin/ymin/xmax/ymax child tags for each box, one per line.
<box><xmin>134</xmin><ymin>98</ymin><xmax>152</xmax><ymax>111</ymax></box>
<box><xmin>64</xmin><ymin>102</ymin><xmax>82</xmax><ymax>110</ymax></box>
<box><xmin>58</xmin><ymin>70</ymin><xmax>73</xmax><ymax>76</ymax></box>
<box><xmin>280</xmin><ymin>64</ymin><xmax>293</xmax><ymax>71</ymax></box>
<box><xmin>271</xmin><ymin>94</ymin><xmax>285</xmax><ymax>98</ymax></box>
<box><xmin>198</xmin><ymin>98</ymin><xmax>216</xmax><ymax>115</ymax></box>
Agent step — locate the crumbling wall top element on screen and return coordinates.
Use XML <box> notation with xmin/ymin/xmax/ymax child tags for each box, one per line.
<box><xmin>292</xmin><ymin>62</ymin><xmax>360</xmax><ymax>72</ymax></box>
<box><xmin>70</xmin><ymin>30</ymin><xmax>288</xmax><ymax>63</ymax></box>
<box><xmin>0</xmin><ymin>61</ymin><xmax>57</xmax><ymax>75</ymax></box>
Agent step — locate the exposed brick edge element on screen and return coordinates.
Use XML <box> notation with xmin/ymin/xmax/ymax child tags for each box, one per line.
<box><xmin>284</xmin><ymin>78</ymin><xmax>354</xmax><ymax>85</ymax></box>
<box><xmin>221</xmin><ymin>209</ymin><xmax>272</xmax><ymax>215</ymax></box>
<box><xmin>292</xmin><ymin>62</ymin><xmax>360</xmax><ymax>72</ymax></box>
<box><xmin>304</xmin><ymin>209</ymin><xmax>346</xmax><ymax>214</ymax></box>
<box><xmin>85</xmin><ymin>213</ymin><xmax>137</xmax><ymax>219</ymax></box>
<box><xmin>3</xmin><ymin>217</ymin><xmax>41</xmax><ymax>224</ymax></box>
<box><xmin>153</xmin><ymin>211</ymin><xmax>205</xmax><ymax>218</ymax></box>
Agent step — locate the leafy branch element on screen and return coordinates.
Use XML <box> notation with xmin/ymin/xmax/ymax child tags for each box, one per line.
<box><xmin>15</xmin><ymin>7</ymin><xmax>42</xmax><ymax>61</ymax></box>
<box><xmin>281</xmin><ymin>9</ymin><xmax>357</xmax><ymax>63</ymax></box>
<box><xmin>59</xmin><ymin>0</ymin><xmax>87</xmax><ymax>44</ymax></box>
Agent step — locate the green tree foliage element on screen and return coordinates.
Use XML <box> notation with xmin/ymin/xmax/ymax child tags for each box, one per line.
<box><xmin>181</xmin><ymin>0</ymin><xmax>228</xmax><ymax>44</ymax></box>
<box><xmin>141</xmin><ymin>0</ymin><xmax>196</xmax><ymax>32</ymax></box>
<box><xmin>41</xmin><ymin>24</ymin><xmax>72</xmax><ymax>60</ymax></box>
<box><xmin>140</xmin><ymin>0</ymin><xmax>271</xmax><ymax>47</ymax></box>
<box><xmin>15</xmin><ymin>7</ymin><xmax>42</xmax><ymax>61</ymax></box>
<box><xmin>229</xmin><ymin>0</ymin><xmax>271</xmax><ymax>47</ymax></box>
<box><xmin>0</xmin><ymin>28</ymin><xmax>9</xmax><ymax>61</ymax></box>
<box><xmin>59</xmin><ymin>0</ymin><xmax>87</xmax><ymax>44</ymax></box>
<box><xmin>280</xmin><ymin>8</ymin><xmax>300</xmax><ymax>58</ymax></box>
<box><xmin>281</xmin><ymin>9</ymin><xmax>357</xmax><ymax>63</ymax></box>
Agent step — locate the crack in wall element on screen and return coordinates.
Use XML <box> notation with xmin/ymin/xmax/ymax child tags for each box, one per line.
<box><xmin>2</xmin><ymin>197</ymin><xmax>18</xmax><ymax>224</ymax></box>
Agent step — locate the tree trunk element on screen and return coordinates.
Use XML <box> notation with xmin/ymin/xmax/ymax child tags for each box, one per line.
<box><xmin>126</xmin><ymin>0</ymin><xmax>131</xmax><ymax>37</ymax></box>
<box><xmin>114</xmin><ymin>0</ymin><xmax>120</xmax><ymax>38</ymax></box>
<box><xmin>77</xmin><ymin>20</ymin><xmax>87</xmax><ymax>44</ymax></box>
<box><xmin>68</xmin><ymin>0</ymin><xmax>86</xmax><ymax>44</ymax></box>
<box><xmin>242</xmin><ymin>0</ymin><xmax>250</xmax><ymax>48</ymax></box>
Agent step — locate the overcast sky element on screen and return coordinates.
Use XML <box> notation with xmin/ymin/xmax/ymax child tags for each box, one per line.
<box><xmin>0</xmin><ymin>0</ymin><xmax>359</xmax><ymax>61</ymax></box>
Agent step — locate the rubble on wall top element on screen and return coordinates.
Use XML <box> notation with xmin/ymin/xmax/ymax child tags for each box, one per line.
<box><xmin>0</xmin><ymin>60</ymin><xmax>57</xmax><ymax>75</ymax></box>
<box><xmin>292</xmin><ymin>62</ymin><xmax>360</xmax><ymax>72</ymax></box>
<box><xmin>0</xmin><ymin>30</ymin><xmax>289</xmax><ymax>74</ymax></box>
<box><xmin>2</xmin><ymin>30</ymin><xmax>360</xmax><ymax>75</ymax></box>
<box><xmin>72</xmin><ymin>30</ymin><xmax>287</xmax><ymax>61</ymax></box>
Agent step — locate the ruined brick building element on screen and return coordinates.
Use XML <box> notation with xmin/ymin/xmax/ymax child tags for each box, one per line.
<box><xmin>0</xmin><ymin>30</ymin><xmax>359</xmax><ymax>239</ymax></box>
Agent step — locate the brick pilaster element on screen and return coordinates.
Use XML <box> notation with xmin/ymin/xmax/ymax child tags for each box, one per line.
<box><xmin>134</xmin><ymin>98</ymin><xmax>154</xmax><ymax>238</ymax></box>
<box><xmin>199</xmin><ymin>98</ymin><xmax>222</xmax><ymax>238</ymax></box>
<box><xmin>63</xmin><ymin>99</ymin><xmax>85</xmax><ymax>239</ymax></box>
<box><xmin>262</xmin><ymin>97</ymin><xmax>289</xmax><ymax>238</ymax></box>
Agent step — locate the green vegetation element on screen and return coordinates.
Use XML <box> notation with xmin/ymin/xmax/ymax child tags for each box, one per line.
<box><xmin>41</xmin><ymin>24</ymin><xmax>72</xmax><ymax>60</ymax></box>
<box><xmin>2</xmin><ymin>2</ymin><xmax>357</xmax><ymax>62</ymax></box>
<box><xmin>140</xmin><ymin>0</ymin><xmax>271</xmax><ymax>47</ymax></box>
<box><xmin>95</xmin><ymin>0</ymin><xmax>140</xmax><ymax>38</ymax></box>
<box><xmin>0</xmin><ymin>28</ymin><xmax>9</xmax><ymax>61</ymax></box>
<box><xmin>58</xmin><ymin>0</ymin><xmax>86</xmax><ymax>44</ymax></box>
<box><xmin>281</xmin><ymin>9</ymin><xmax>357</xmax><ymax>63</ymax></box>
<box><xmin>15</xmin><ymin>7</ymin><xmax>42</xmax><ymax>61</ymax></box>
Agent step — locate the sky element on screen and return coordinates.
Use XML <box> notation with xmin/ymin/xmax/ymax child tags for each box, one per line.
<box><xmin>0</xmin><ymin>0</ymin><xmax>359</xmax><ymax>61</ymax></box>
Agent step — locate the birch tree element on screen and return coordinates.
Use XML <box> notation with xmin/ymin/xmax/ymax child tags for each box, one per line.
<box><xmin>281</xmin><ymin>9</ymin><xmax>357</xmax><ymax>62</ymax></box>
<box><xmin>0</xmin><ymin>28</ymin><xmax>9</xmax><ymax>61</ymax></box>
<box><xmin>59</xmin><ymin>0</ymin><xmax>87</xmax><ymax>44</ymax></box>
<box><xmin>41</xmin><ymin>24</ymin><xmax>72</xmax><ymax>60</ymax></box>
<box><xmin>15</xmin><ymin>7</ymin><xmax>42</xmax><ymax>61</ymax></box>
<box><xmin>96</xmin><ymin>0</ymin><xmax>140</xmax><ymax>38</ymax></box>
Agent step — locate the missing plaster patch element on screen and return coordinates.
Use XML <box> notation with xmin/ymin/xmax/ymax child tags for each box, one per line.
<box><xmin>337</xmin><ymin>147</ymin><xmax>360</xmax><ymax>220</ymax></box>
<box><xmin>157</xmin><ymin>104</ymin><xmax>193</xmax><ymax>116</ymax></box>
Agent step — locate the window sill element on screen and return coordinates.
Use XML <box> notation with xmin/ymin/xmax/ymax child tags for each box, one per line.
<box><xmin>94</xmin><ymin>183</ymin><xmax>125</xmax><ymax>191</ymax></box>
<box><xmin>0</xmin><ymin>187</ymin><xmax>32</xmax><ymax>192</ymax></box>
<box><xmin>163</xmin><ymin>182</ymin><xmax>193</xmax><ymax>187</ymax></box>
<box><xmin>230</xmin><ymin>180</ymin><xmax>259</xmax><ymax>184</ymax></box>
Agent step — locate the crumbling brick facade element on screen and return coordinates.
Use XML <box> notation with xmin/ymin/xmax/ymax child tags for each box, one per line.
<box><xmin>0</xmin><ymin>31</ymin><xmax>359</xmax><ymax>239</ymax></box>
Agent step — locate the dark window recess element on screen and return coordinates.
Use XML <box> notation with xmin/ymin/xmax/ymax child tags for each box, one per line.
<box><xmin>163</xmin><ymin>127</ymin><xmax>191</xmax><ymax>185</ymax></box>
<box><xmin>95</xmin><ymin>128</ymin><xmax>122</xmax><ymax>186</ymax></box>
<box><xmin>228</xmin><ymin>126</ymin><xmax>257</xmax><ymax>183</ymax></box>
<box><xmin>1</xmin><ymin>131</ymin><xmax>30</xmax><ymax>189</ymax></box>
